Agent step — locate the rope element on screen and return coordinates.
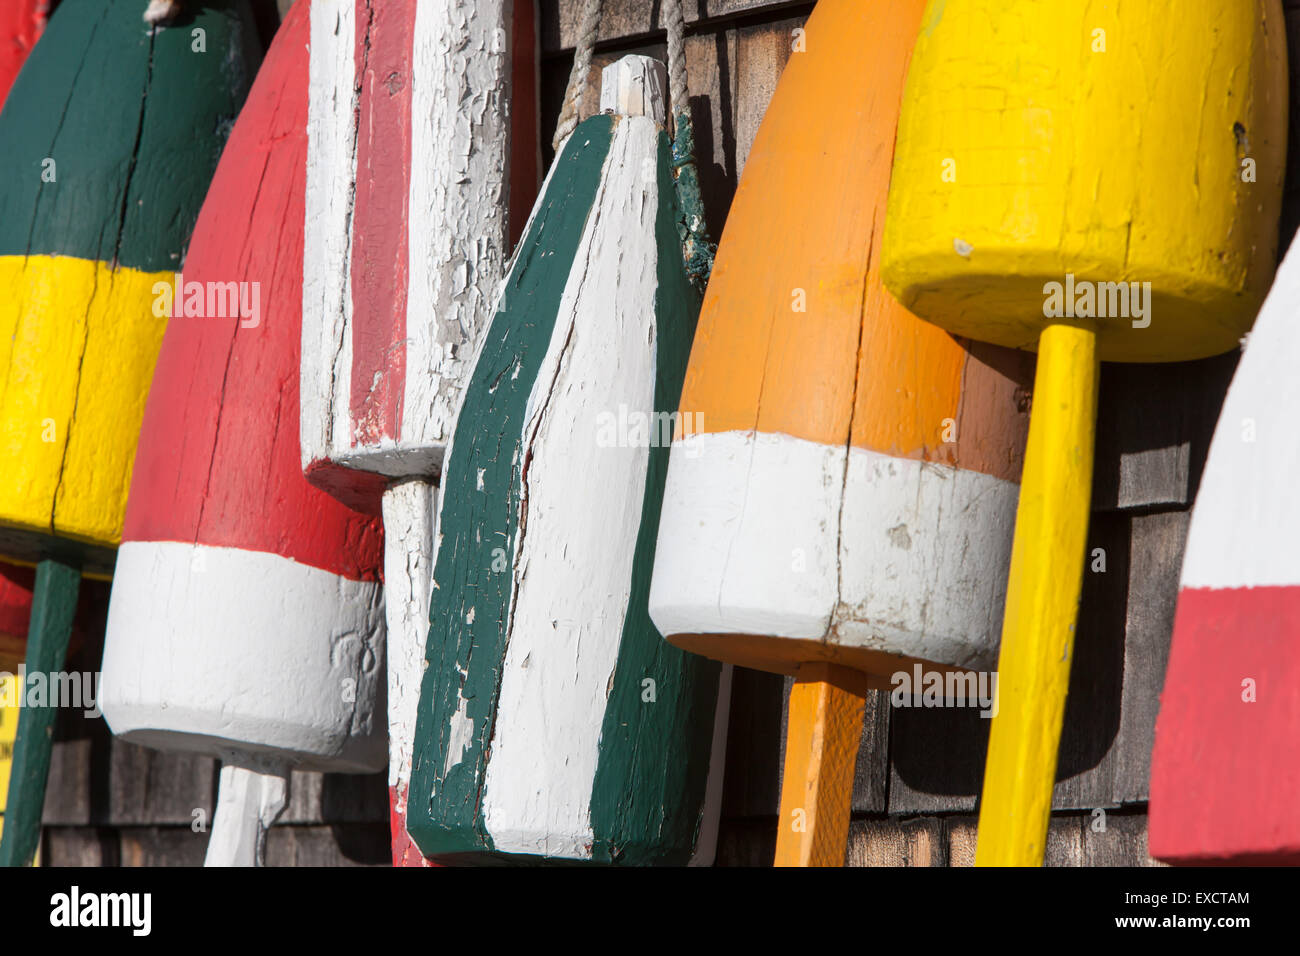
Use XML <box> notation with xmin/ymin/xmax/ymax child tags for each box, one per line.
<box><xmin>552</xmin><ymin>0</ymin><xmax>602</xmax><ymax>153</ymax></box>
<box><xmin>664</xmin><ymin>0</ymin><xmax>715</xmax><ymax>288</ymax></box>
<box><xmin>664</xmin><ymin>0</ymin><xmax>689</xmax><ymax>131</ymax></box>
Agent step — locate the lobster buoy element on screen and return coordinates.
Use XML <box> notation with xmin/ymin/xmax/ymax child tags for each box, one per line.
<box><xmin>648</xmin><ymin>0</ymin><xmax>1032</xmax><ymax>867</ymax></box>
<box><xmin>1149</xmin><ymin>238</ymin><xmax>1300</xmax><ymax>865</ymax></box>
<box><xmin>297</xmin><ymin>0</ymin><xmax>541</xmax><ymax>867</ymax></box>
<box><xmin>0</xmin><ymin>0</ymin><xmax>260</xmax><ymax>868</ymax></box>
<box><xmin>0</xmin><ymin>0</ymin><xmax>48</xmax><ymax>107</ymax></box>
<box><xmin>881</xmin><ymin>0</ymin><xmax>1287</xmax><ymax>864</ymax></box>
<box><xmin>98</xmin><ymin>0</ymin><xmax>385</xmax><ymax>867</ymax></box>
<box><xmin>404</xmin><ymin>54</ymin><xmax>728</xmax><ymax>865</ymax></box>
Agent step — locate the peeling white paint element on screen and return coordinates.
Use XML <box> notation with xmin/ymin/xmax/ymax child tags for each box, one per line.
<box><xmin>300</xmin><ymin>0</ymin><xmax>514</xmax><ymax>478</ymax></box>
<box><xmin>443</xmin><ymin>691</ymin><xmax>475</xmax><ymax>776</ymax></box>
<box><xmin>382</xmin><ymin>481</ymin><xmax>436</xmax><ymax>801</ymax></box>
<box><xmin>302</xmin><ymin>0</ymin><xmax>357</xmax><ymax>475</ymax></box>
<box><xmin>480</xmin><ymin>114</ymin><xmax>663</xmax><ymax>860</ymax></box>
<box><xmin>649</xmin><ymin>430</ymin><xmax>1018</xmax><ymax>670</ymax></box>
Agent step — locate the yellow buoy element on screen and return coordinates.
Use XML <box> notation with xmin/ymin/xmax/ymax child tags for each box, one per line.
<box><xmin>882</xmin><ymin>0</ymin><xmax>1286</xmax><ymax>865</ymax></box>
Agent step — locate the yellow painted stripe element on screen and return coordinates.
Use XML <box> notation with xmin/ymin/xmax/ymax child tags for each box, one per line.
<box><xmin>0</xmin><ymin>672</ymin><xmax>18</xmax><ymax>846</ymax></box>
<box><xmin>0</xmin><ymin>256</ymin><xmax>169</xmax><ymax>550</ymax></box>
<box><xmin>775</xmin><ymin>663</ymin><xmax>865</xmax><ymax>867</ymax></box>
<box><xmin>976</xmin><ymin>323</ymin><xmax>1098</xmax><ymax>866</ymax></box>
<box><xmin>881</xmin><ymin>0</ymin><xmax>1286</xmax><ymax>363</ymax></box>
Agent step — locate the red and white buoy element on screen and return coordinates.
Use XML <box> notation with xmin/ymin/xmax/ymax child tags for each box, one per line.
<box><xmin>99</xmin><ymin>0</ymin><xmax>387</xmax><ymax>866</ymax></box>
<box><xmin>298</xmin><ymin>0</ymin><xmax>539</xmax><ymax>866</ymax></box>
<box><xmin>1149</xmin><ymin>238</ymin><xmax>1300</xmax><ymax>866</ymax></box>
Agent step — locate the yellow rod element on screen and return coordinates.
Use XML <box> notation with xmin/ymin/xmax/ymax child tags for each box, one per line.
<box><xmin>976</xmin><ymin>322</ymin><xmax>1099</xmax><ymax>866</ymax></box>
<box><xmin>775</xmin><ymin>663</ymin><xmax>866</xmax><ymax>867</ymax></box>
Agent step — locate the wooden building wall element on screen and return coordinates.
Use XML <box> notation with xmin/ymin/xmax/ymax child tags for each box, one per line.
<box><xmin>34</xmin><ymin>0</ymin><xmax>1300</xmax><ymax>866</ymax></box>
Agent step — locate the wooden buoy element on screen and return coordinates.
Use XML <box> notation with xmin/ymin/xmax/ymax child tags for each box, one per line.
<box><xmin>298</xmin><ymin>0</ymin><xmax>541</xmax><ymax>867</ymax></box>
<box><xmin>0</xmin><ymin>0</ymin><xmax>260</xmax><ymax>869</ymax></box>
<box><xmin>403</xmin><ymin>53</ymin><xmax>728</xmax><ymax>865</ymax></box>
<box><xmin>97</xmin><ymin>0</ymin><xmax>386</xmax><ymax>868</ymax></box>
<box><xmin>648</xmin><ymin>0</ymin><xmax>1032</xmax><ymax>868</ymax></box>
<box><xmin>1148</xmin><ymin>240</ymin><xmax>1300</xmax><ymax>865</ymax></box>
<box><xmin>0</xmin><ymin>0</ymin><xmax>47</xmax><ymax>107</ymax></box>
<box><xmin>881</xmin><ymin>0</ymin><xmax>1287</xmax><ymax>865</ymax></box>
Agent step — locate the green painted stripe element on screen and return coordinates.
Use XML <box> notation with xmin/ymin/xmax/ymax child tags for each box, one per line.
<box><xmin>0</xmin><ymin>558</ymin><xmax>80</xmax><ymax>868</ymax></box>
<box><xmin>0</xmin><ymin>0</ymin><xmax>259</xmax><ymax>270</ymax></box>
<box><xmin>587</xmin><ymin>129</ymin><xmax>720</xmax><ymax>866</ymax></box>
<box><xmin>406</xmin><ymin>115</ymin><xmax>616</xmax><ymax>862</ymax></box>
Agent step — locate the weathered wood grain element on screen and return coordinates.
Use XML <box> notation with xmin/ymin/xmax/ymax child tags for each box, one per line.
<box><xmin>1091</xmin><ymin>355</ymin><xmax>1239</xmax><ymax>513</ymax></box>
<box><xmin>888</xmin><ymin>512</ymin><xmax>1133</xmax><ymax>813</ymax></box>
<box><xmin>43</xmin><ymin>822</ymin><xmax>390</xmax><ymax>867</ymax></box>
<box><xmin>720</xmin><ymin>669</ymin><xmax>785</xmax><ymax>818</ymax></box>
<box><xmin>542</xmin><ymin>0</ymin><xmax>813</xmax><ymax>51</ymax></box>
<box><xmin>714</xmin><ymin>817</ymin><xmax>776</xmax><ymax>866</ymax></box>
<box><xmin>1111</xmin><ymin>511</ymin><xmax>1187</xmax><ymax>805</ymax></box>
<box><xmin>845</xmin><ymin>816</ymin><xmax>947</xmax><ymax>867</ymax></box>
<box><xmin>730</xmin><ymin>18</ymin><xmax>796</xmax><ymax>176</ymax></box>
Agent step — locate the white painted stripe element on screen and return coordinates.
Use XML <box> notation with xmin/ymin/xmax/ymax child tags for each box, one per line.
<box><xmin>302</xmin><ymin>0</ymin><xmax>358</xmax><ymax>473</ymax></box>
<box><xmin>1182</xmin><ymin>239</ymin><xmax>1300</xmax><ymax>590</ymax></box>
<box><xmin>99</xmin><ymin>541</ymin><xmax>386</xmax><ymax>773</ymax></box>
<box><xmin>403</xmin><ymin>0</ymin><xmax>512</xmax><ymax>468</ymax></box>
<box><xmin>649</xmin><ymin>430</ymin><xmax>1018</xmax><ymax>670</ymax></box>
<box><xmin>836</xmin><ymin>446</ymin><xmax>1017</xmax><ymax>670</ymax></box>
<box><xmin>480</xmin><ymin>115</ymin><xmax>662</xmax><ymax>859</ymax></box>
<box><xmin>650</xmin><ymin>430</ymin><xmax>843</xmax><ymax>640</ymax></box>
<box><xmin>381</xmin><ymin>480</ymin><xmax>435</xmax><ymax>804</ymax></box>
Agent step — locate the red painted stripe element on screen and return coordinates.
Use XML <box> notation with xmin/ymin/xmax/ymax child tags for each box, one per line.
<box><xmin>348</xmin><ymin>0</ymin><xmax>416</xmax><ymax>448</ymax></box>
<box><xmin>389</xmin><ymin>785</ymin><xmax>437</xmax><ymax>867</ymax></box>
<box><xmin>123</xmin><ymin>0</ymin><xmax>383</xmax><ymax>582</ymax></box>
<box><xmin>1149</xmin><ymin>584</ymin><xmax>1300</xmax><ymax>865</ymax></box>
<box><xmin>0</xmin><ymin>564</ymin><xmax>34</xmax><ymax>641</ymax></box>
<box><xmin>508</xmin><ymin>0</ymin><xmax>540</xmax><ymax>252</ymax></box>
<box><xmin>0</xmin><ymin>564</ymin><xmax>110</xmax><ymax>670</ymax></box>
<box><xmin>0</xmin><ymin>0</ymin><xmax>48</xmax><ymax>109</ymax></box>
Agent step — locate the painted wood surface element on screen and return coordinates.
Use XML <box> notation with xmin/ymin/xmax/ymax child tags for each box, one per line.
<box><xmin>300</xmin><ymin>0</ymin><xmax>540</xmax><ymax>499</ymax></box>
<box><xmin>405</xmin><ymin>59</ymin><xmax>726</xmax><ymax>865</ymax></box>
<box><xmin>97</xmin><ymin>0</ymin><xmax>387</xmax><ymax>865</ymax></box>
<box><xmin>0</xmin><ymin>558</ymin><xmax>78</xmax><ymax>867</ymax></box>
<box><xmin>975</xmin><ymin>324</ymin><xmax>1097</xmax><ymax>866</ymax></box>
<box><xmin>882</xmin><ymin>0</ymin><xmax>1287</xmax><ymax>363</ymax></box>
<box><xmin>22</xmin><ymin>0</ymin><xmax>1288</xmax><ymax>867</ymax></box>
<box><xmin>774</xmin><ymin>664</ymin><xmax>863</xmax><ymax>867</ymax></box>
<box><xmin>0</xmin><ymin>1</ymin><xmax>43</xmax><ymax>681</ymax></box>
<box><xmin>297</xmin><ymin>0</ymin><xmax>542</xmax><ymax>866</ymax></box>
<box><xmin>1149</xmin><ymin>238</ymin><xmax>1300</xmax><ymax>865</ymax></box>
<box><xmin>381</xmin><ymin>480</ymin><xmax>435</xmax><ymax>868</ymax></box>
<box><xmin>0</xmin><ymin>0</ymin><xmax>260</xmax><ymax>574</ymax></box>
<box><xmin>0</xmin><ymin>672</ymin><xmax>16</xmax><ymax>846</ymax></box>
<box><xmin>881</xmin><ymin>0</ymin><xmax>1287</xmax><ymax>867</ymax></box>
<box><xmin>0</xmin><ymin>0</ymin><xmax>48</xmax><ymax>108</ymax></box>
<box><xmin>649</xmin><ymin>0</ymin><xmax>1031</xmax><ymax>690</ymax></box>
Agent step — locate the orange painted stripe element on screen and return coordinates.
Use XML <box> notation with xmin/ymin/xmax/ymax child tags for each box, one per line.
<box><xmin>677</xmin><ymin>0</ymin><xmax>1030</xmax><ymax>483</ymax></box>
<box><xmin>774</xmin><ymin>663</ymin><xmax>865</xmax><ymax>867</ymax></box>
